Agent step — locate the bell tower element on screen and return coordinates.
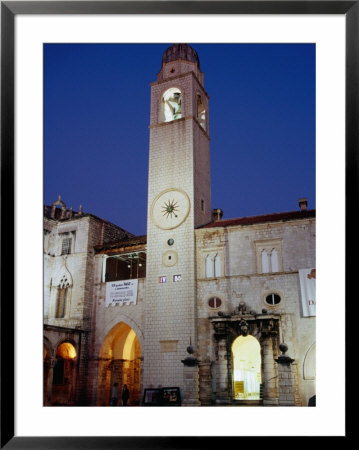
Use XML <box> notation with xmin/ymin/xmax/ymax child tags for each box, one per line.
<box><xmin>143</xmin><ymin>44</ymin><xmax>211</xmax><ymax>391</ymax></box>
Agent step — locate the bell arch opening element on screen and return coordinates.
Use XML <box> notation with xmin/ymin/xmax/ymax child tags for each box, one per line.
<box><xmin>97</xmin><ymin>322</ymin><xmax>141</xmax><ymax>406</ymax></box>
<box><xmin>161</xmin><ymin>87</ymin><xmax>182</xmax><ymax>122</ymax></box>
<box><xmin>232</xmin><ymin>335</ymin><xmax>262</xmax><ymax>401</ymax></box>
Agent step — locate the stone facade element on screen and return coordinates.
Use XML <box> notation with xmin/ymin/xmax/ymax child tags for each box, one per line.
<box><xmin>43</xmin><ymin>44</ymin><xmax>315</xmax><ymax>407</ymax></box>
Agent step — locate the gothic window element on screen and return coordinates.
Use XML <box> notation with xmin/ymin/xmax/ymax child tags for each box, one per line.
<box><xmin>255</xmin><ymin>240</ymin><xmax>283</xmax><ymax>274</ymax></box>
<box><xmin>197</xmin><ymin>93</ymin><xmax>206</xmax><ymax>130</ymax></box>
<box><xmin>56</xmin><ymin>275</ymin><xmax>71</xmax><ymax>318</ymax></box>
<box><xmin>205</xmin><ymin>253</ymin><xmax>222</xmax><ymax>278</ymax></box>
<box><xmin>205</xmin><ymin>254</ymin><xmax>213</xmax><ymax>278</ymax></box>
<box><xmin>270</xmin><ymin>248</ymin><xmax>279</xmax><ymax>272</ymax></box>
<box><xmin>261</xmin><ymin>249</ymin><xmax>269</xmax><ymax>273</ymax></box>
<box><xmin>162</xmin><ymin>88</ymin><xmax>182</xmax><ymax>122</ymax></box>
<box><xmin>214</xmin><ymin>254</ymin><xmax>221</xmax><ymax>277</ymax></box>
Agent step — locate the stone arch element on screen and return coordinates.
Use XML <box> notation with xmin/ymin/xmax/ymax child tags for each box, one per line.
<box><xmin>96</xmin><ymin>319</ymin><xmax>142</xmax><ymax>406</ymax></box>
<box><xmin>231</xmin><ymin>334</ymin><xmax>262</xmax><ymax>400</ymax></box>
<box><xmin>51</xmin><ymin>340</ymin><xmax>77</xmax><ymax>406</ymax></box>
<box><xmin>50</xmin><ymin>195</ymin><xmax>67</xmax><ymax>219</ymax></box>
<box><xmin>161</xmin><ymin>87</ymin><xmax>182</xmax><ymax>122</ymax></box>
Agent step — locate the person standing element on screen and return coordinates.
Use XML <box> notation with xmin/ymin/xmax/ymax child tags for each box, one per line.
<box><xmin>122</xmin><ymin>384</ymin><xmax>130</xmax><ymax>406</ymax></box>
<box><xmin>110</xmin><ymin>382</ymin><xmax>119</xmax><ymax>406</ymax></box>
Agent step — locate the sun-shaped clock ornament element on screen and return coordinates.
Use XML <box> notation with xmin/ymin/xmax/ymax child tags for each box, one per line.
<box><xmin>151</xmin><ymin>188</ymin><xmax>190</xmax><ymax>230</ymax></box>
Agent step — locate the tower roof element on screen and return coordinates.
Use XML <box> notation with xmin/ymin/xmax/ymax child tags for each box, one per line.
<box><xmin>162</xmin><ymin>44</ymin><xmax>200</xmax><ymax>68</ymax></box>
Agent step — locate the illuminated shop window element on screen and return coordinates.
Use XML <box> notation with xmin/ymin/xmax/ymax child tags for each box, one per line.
<box><xmin>104</xmin><ymin>251</ymin><xmax>146</xmax><ymax>282</ymax></box>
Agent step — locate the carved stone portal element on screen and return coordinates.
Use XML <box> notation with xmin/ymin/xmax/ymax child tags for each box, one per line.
<box><xmin>210</xmin><ymin>301</ymin><xmax>280</xmax><ymax>405</ymax></box>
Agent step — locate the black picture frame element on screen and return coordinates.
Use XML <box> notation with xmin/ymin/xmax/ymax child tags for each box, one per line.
<box><xmin>1</xmin><ymin>1</ymin><xmax>353</xmax><ymax>447</ymax></box>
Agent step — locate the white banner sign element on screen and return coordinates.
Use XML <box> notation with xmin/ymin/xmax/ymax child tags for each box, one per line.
<box><xmin>299</xmin><ymin>268</ymin><xmax>316</xmax><ymax>317</ymax></box>
<box><xmin>106</xmin><ymin>279</ymin><xmax>138</xmax><ymax>307</ymax></box>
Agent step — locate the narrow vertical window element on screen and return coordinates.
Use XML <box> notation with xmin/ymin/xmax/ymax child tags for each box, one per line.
<box><xmin>214</xmin><ymin>254</ymin><xmax>221</xmax><ymax>277</ymax></box>
<box><xmin>197</xmin><ymin>94</ymin><xmax>206</xmax><ymax>130</ymax></box>
<box><xmin>205</xmin><ymin>254</ymin><xmax>213</xmax><ymax>278</ymax></box>
<box><xmin>56</xmin><ymin>275</ymin><xmax>71</xmax><ymax>318</ymax></box>
<box><xmin>56</xmin><ymin>287</ymin><xmax>67</xmax><ymax>318</ymax></box>
<box><xmin>61</xmin><ymin>237</ymin><xmax>72</xmax><ymax>255</ymax></box>
<box><xmin>270</xmin><ymin>248</ymin><xmax>279</xmax><ymax>272</ymax></box>
<box><xmin>261</xmin><ymin>249</ymin><xmax>269</xmax><ymax>273</ymax></box>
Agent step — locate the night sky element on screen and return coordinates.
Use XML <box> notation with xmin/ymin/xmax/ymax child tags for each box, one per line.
<box><xmin>44</xmin><ymin>43</ymin><xmax>315</xmax><ymax>236</ymax></box>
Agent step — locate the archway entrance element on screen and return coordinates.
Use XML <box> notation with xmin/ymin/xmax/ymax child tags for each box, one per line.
<box><xmin>51</xmin><ymin>341</ymin><xmax>77</xmax><ymax>405</ymax></box>
<box><xmin>232</xmin><ymin>335</ymin><xmax>261</xmax><ymax>400</ymax></box>
<box><xmin>97</xmin><ymin>322</ymin><xmax>141</xmax><ymax>406</ymax></box>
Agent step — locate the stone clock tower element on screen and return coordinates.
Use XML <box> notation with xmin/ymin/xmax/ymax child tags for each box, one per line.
<box><xmin>143</xmin><ymin>44</ymin><xmax>211</xmax><ymax>391</ymax></box>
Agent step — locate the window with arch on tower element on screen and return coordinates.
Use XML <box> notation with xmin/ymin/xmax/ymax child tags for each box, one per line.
<box><xmin>196</xmin><ymin>93</ymin><xmax>206</xmax><ymax>130</ymax></box>
<box><xmin>162</xmin><ymin>88</ymin><xmax>182</xmax><ymax>122</ymax></box>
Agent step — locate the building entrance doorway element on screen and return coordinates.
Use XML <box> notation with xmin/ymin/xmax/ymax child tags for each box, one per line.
<box><xmin>97</xmin><ymin>322</ymin><xmax>141</xmax><ymax>406</ymax></box>
<box><xmin>232</xmin><ymin>335</ymin><xmax>261</xmax><ymax>400</ymax></box>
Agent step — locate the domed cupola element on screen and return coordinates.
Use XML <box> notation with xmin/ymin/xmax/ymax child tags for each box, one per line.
<box><xmin>162</xmin><ymin>43</ymin><xmax>200</xmax><ymax>68</ymax></box>
<box><xmin>157</xmin><ymin>43</ymin><xmax>203</xmax><ymax>83</ymax></box>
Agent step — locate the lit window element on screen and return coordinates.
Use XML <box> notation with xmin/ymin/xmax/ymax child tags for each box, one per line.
<box><xmin>265</xmin><ymin>293</ymin><xmax>281</xmax><ymax>306</ymax></box>
<box><xmin>56</xmin><ymin>275</ymin><xmax>71</xmax><ymax>318</ymax></box>
<box><xmin>208</xmin><ymin>297</ymin><xmax>222</xmax><ymax>308</ymax></box>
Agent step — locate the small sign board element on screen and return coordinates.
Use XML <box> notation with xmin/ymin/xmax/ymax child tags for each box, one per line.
<box><xmin>143</xmin><ymin>387</ymin><xmax>181</xmax><ymax>406</ymax></box>
<box><xmin>158</xmin><ymin>276</ymin><xmax>167</xmax><ymax>283</ymax></box>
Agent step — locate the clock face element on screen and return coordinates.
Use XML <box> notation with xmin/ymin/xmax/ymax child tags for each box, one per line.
<box><xmin>151</xmin><ymin>188</ymin><xmax>190</xmax><ymax>230</ymax></box>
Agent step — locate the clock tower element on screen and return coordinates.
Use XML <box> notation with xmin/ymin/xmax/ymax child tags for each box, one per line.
<box><xmin>143</xmin><ymin>44</ymin><xmax>211</xmax><ymax>391</ymax></box>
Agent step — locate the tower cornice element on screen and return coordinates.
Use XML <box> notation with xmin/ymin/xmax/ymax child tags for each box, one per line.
<box><xmin>150</xmin><ymin>70</ymin><xmax>210</xmax><ymax>100</ymax></box>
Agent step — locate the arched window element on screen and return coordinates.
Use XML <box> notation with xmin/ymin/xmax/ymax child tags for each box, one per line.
<box><xmin>162</xmin><ymin>88</ymin><xmax>182</xmax><ymax>122</ymax></box>
<box><xmin>205</xmin><ymin>254</ymin><xmax>213</xmax><ymax>278</ymax></box>
<box><xmin>56</xmin><ymin>275</ymin><xmax>71</xmax><ymax>318</ymax></box>
<box><xmin>214</xmin><ymin>253</ymin><xmax>221</xmax><ymax>277</ymax></box>
<box><xmin>261</xmin><ymin>249</ymin><xmax>269</xmax><ymax>273</ymax></box>
<box><xmin>197</xmin><ymin>94</ymin><xmax>206</xmax><ymax>129</ymax></box>
<box><xmin>270</xmin><ymin>248</ymin><xmax>279</xmax><ymax>272</ymax></box>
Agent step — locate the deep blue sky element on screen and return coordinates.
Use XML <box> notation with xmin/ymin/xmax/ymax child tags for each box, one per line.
<box><xmin>44</xmin><ymin>43</ymin><xmax>315</xmax><ymax>236</ymax></box>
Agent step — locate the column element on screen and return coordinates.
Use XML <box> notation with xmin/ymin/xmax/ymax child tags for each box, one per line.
<box><xmin>215</xmin><ymin>338</ymin><xmax>231</xmax><ymax>404</ymax></box>
<box><xmin>181</xmin><ymin>346</ymin><xmax>200</xmax><ymax>406</ymax></box>
<box><xmin>199</xmin><ymin>360</ymin><xmax>212</xmax><ymax>405</ymax></box>
<box><xmin>262</xmin><ymin>336</ymin><xmax>279</xmax><ymax>405</ymax></box>
<box><xmin>46</xmin><ymin>358</ymin><xmax>55</xmax><ymax>406</ymax></box>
